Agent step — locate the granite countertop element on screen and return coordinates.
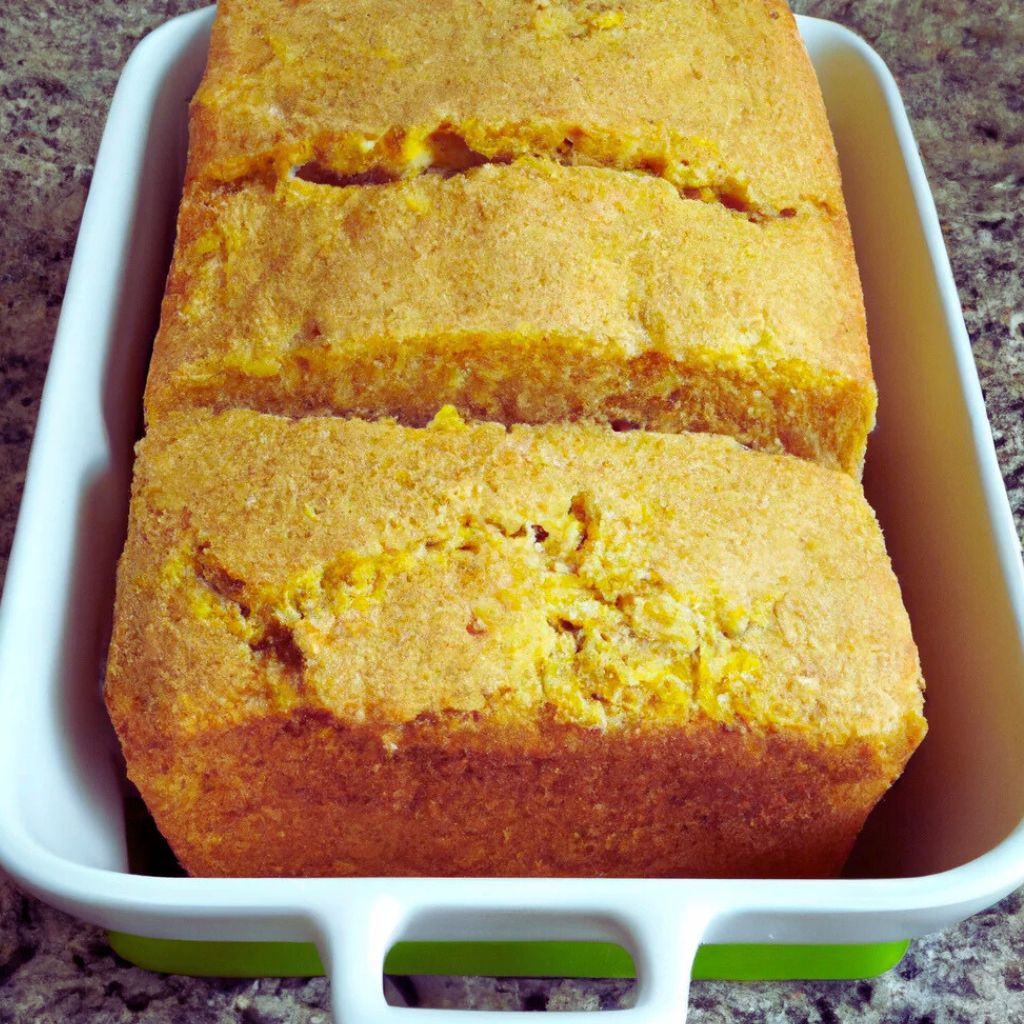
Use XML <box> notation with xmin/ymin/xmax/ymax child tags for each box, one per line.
<box><xmin>1</xmin><ymin>0</ymin><xmax>1022</xmax><ymax>1020</ymax></box>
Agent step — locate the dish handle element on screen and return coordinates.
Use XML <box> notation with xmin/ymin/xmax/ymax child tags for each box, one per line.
<box><xmin>313</xmin><ymin>888</ymin><xmax>716</xmax><ymax>1022</ymax></box>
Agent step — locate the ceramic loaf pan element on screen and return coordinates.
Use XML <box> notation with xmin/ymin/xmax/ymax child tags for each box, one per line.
<box><xmin>1</xmin><ymin>9</ymin><xmax>1023</xmax><ymax>1024</ymax></box>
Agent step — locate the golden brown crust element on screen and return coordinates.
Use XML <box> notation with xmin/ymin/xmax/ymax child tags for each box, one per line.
<box><xmin>105</xmin><ymin>411</ymin><xmax>926</xmax><ymax>877</ymax></box>
<box><xmin>187</xmin><ymin>0</ymin><xmax>843</xmax><ymax>217</ymax></box>
<box><xmin>146</xmin><ymin>163</ymin><xmax>873</xmax><ymax>473</ymax></box>
<box><xmin>130</xmin><ymin>713</ymin><xmax>905</xmax><ymax>879</ymax></box>
<box><xmin>153</xmin><ymin>0</ymin><xmax>876</xmax><ymax>474</ymax></box>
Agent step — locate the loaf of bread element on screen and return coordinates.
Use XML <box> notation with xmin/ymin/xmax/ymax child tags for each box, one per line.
<box><xmin>146</xmin><ymin>162</ymin><xmax>873</xmax><ymax>473</ymax></box>
<box><xmin>105</xmin><ymin>410</ymin><xmax>926</xmax><ymax>878</ymax></box>
<box><xmin>146</xmin><ymin>0</ymin><xmax>875</xmax><ymax>474</ymax></box>
<box><xmin>105</xmin><ymin>0</ymin><xmax>923</xmax><ymax>880</ymax></box>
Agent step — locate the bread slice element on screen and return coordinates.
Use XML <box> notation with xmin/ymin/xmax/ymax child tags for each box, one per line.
<box><xmin>187</xmin><ymin>0</ymin><xmax>842</xmax><ymax>218</ymax></box>
<box><xmin>145</xmin><ymin>162</ymin><xmax>874</xmax><ymax>473</ymax></box>
<box><xmin>105</xmin><ymin>409</ymin><xmax>925</xmax><ymax>878</ymax></box>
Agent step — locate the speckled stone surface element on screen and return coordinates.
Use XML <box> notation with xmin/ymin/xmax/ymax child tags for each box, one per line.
<box><xmin>1</xmin><ymin>0</ymin><xmax>1022</xmax><ymax>1021</ymax></box>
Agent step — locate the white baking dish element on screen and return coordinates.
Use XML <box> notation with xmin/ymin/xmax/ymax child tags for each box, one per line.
<box><xmin>1</xmin><ymin>8</ymin><xmax>1023</xmax><ymax>1022</ymax></box>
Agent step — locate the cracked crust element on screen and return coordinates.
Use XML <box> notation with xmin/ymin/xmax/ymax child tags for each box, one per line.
<box><xmin>187</xmin><ymin>0</ymin><xmax>843</xmax><ymax>216</ymax></box>
<box><xmin>104</xmin><ymin>410</ymin><xmax>926</xmax><ymax>877</ymax></box>
<box><xmin>145</xmin><ymin>162</ymin><xmax>873</xmax><ymax>474</ymax></box>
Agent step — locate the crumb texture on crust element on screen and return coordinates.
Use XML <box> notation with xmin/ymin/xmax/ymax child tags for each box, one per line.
<box><xmin>107</xmin><ymin>411</ymin><xmax>924</xmax><ymax>750</ymax></box>
<box><xmin>105</xmin><ymin>412</ymin><xmax>926</xmax><ymax>877</ymax></box>
<box><xmin>146</xmin><ymin>162</ymin><xmax>873</xmax><ymax>472</ymax></box>
<box><xmin>187</xmin><ymin>0</ymin><xmax>843</xmax><ymax>218</ymax></box>
<box><xmin>141</xmin><ymin>0</ymin><xmax>875</xmax><ymax>476</ymax></box>
<box><xmin>142</xmin><ymin>715</ymin><xmax>903</xmax><ymax>879</ymax></box>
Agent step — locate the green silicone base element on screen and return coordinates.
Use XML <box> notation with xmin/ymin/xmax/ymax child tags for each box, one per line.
<box><xmin>108</xmin><ymin>933</ymin><xmax>909</xmax><ymax>982</ymax></box>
